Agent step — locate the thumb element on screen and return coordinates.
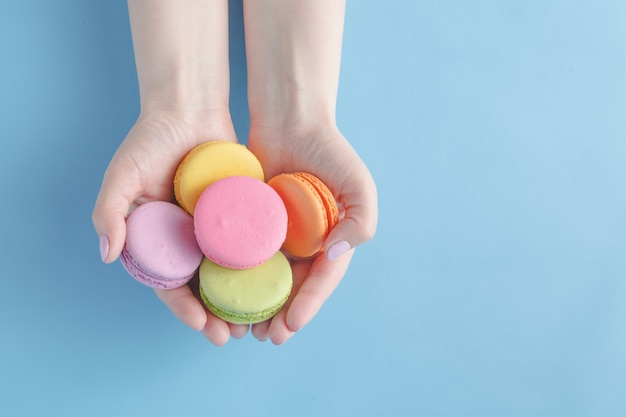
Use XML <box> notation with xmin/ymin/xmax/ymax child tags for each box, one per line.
<box><xmin>92</xmin><ymin>168</ymin><xmax>138</xmax><ymax>264</ymax></box>
<box><xmin>323</xmin><ymin>171</ymin><xmax>378</xmax><ymax>261</ymax></box>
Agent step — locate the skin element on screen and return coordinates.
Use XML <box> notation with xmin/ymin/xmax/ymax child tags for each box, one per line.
<box><xmin>92</xmin><ymin>0</ymin><xmax>378</xmax><ymax>346</ymax></box>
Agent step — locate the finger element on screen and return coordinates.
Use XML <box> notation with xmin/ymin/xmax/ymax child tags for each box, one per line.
<box><xmin>201</xmin><ymin>311</ymin><xmax>231</xmax><ymax>346</ymax></box>
<box><xmin>92</xmin><ymin>161</ymin><xmax>142</xmax><ymax>263</ymax></box>
<box><xmin>265</xmin><ymin>261</ymin><xmax>311</xmax><ymax>345</ymax></box>
<box><xmin>267</xmin><ymin>310</ymin><xmax>295</xmax><ymax>345</ymax></box>
<box><xmin>228</xmin><ymin>323</ymin><xmax>250</xmax><ymax>339</ymax></box>
<box><xmin>251</xmin><ymin>320</ymin><xmax>271</xmax><ymax>342</ymax></box>
<box><xmin>154</xmin><ymin>286</ymin><xmax>207</xmax><ymax>331</ymax></box>
<box><xmin>285</xmin><ymin>249</ymin><xmax>353</xmax><ymax>333</ymax></box>
<box><xmin>324</xmin><ymin>166</ymin><xmax>378</xmax><ymax>260</ymax></box>
<box><xmin>185</xmin><ymin>275</ymin><xmax>235</xmax><ymax>344</ymax></box>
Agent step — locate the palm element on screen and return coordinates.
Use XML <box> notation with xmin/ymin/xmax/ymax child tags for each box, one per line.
<box><xmin>109</xmin><ymin>116</ymin><xmax>215</xmax><ymax>206</ymax></box>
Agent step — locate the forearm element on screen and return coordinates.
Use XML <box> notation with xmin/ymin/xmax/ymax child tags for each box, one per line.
<box><xmin>128</xmin><ymin>0</ymin><xmax>231</xmax><ymax>114</ymax></box>
<box><xmin>243</xmin><ymin>0</ymin><xmax>346</xmax><ymax>129</ymax></box>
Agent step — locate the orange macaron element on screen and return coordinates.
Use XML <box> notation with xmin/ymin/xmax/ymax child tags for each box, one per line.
<box><xmin>267</xmin><ymin>172</ymin><xmax>339</xmax><ymax>258</ymax></box>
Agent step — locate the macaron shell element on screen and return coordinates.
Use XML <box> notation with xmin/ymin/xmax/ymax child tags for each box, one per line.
<box><xmin>120</xmin><ymin>248</ymin><xmax>194</xmax><ymax>289</ymax></box>
<box><xmin>193</xmin><ymin>176</ymin><xmax>288</xmax><ymax>269</ymax></box>
<box><xmin>198</xmin><ymin>252</ymin><xmax>293</xmax><ymax>324</ymax></box>
<box><xmin>268</xmin><ymin>172</ymin><xmax>339</xmax><ymax>258</ymax></box>
<box><xmin>122</xmin><ymin>201</ymin><xmax>203</xmax><ymax>288</ymax></box>
<box><xmin>174</xmin><ymin>141</ymin><xmax>265</xmax><ymax>215</ymax></box>
<box><xmin>293</xmin><ymin>172</ymin><xmax>339</xmax><ymax>234</ymax></box>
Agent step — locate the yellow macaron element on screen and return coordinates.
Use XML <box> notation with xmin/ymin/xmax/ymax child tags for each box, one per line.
<box><xmin>174</xmin><ymin>141</ymin><xmax>265</xmax><ymax>215</ymax></box>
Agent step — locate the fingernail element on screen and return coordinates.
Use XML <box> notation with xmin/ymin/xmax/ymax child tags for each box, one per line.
<box><xmin>99</xmin><ymin>235</ymin><xmax>109</xmax><ymax>263</ymax></box>
<box><xmin>326</xmin><ymin>240</ymin><xmax>351</xmax><ymax>260</ymax></box>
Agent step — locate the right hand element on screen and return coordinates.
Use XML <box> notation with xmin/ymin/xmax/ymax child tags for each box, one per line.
<box><xmin>92</xmin><ymin>108</ymin><xmax>250</xmax><ymax>346</ymax></box>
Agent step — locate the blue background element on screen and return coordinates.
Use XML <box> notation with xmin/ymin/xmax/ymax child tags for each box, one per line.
<box><xmin>1</xmin><ymin>1</ymin><xmax>625</xmax><ymax>416</ymax></box>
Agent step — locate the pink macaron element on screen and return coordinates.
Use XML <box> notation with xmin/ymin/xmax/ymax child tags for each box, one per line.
<box><xmin>193</xmin><ymin>176</ymin><xmax>288</xmax><ymax>269</ymax></box>
<box><xmin>121</xmin><ymin>201</ymin><xmax>204</xmax><ymax>289</ymax></box>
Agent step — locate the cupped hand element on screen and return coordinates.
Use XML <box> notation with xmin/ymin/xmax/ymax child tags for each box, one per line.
<box><xmin>247</xmin><ymin>125</ymin><xmax>378</xmax><ymax>344</ymax></box>
<box><xmin>92</xmin><ymin>109</ymin><xmax>250</xmax><ymax>346</ymax></box>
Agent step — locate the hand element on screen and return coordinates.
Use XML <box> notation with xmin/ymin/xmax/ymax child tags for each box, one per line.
<box><xmin>92</xmin><ymin>109</ymin><xmax>251</xmax><ymax>346</ymax></box>
<box><xmin>247</xmin><ymin>124</ymin><xmax>378</xmax><ymax>344</ymax></box>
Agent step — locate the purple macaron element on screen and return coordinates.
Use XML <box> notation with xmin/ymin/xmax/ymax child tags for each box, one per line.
<box><xmin>120</xmin><ymin>201</ymin><xmax>203</xmax><ymax>289</ymax></box>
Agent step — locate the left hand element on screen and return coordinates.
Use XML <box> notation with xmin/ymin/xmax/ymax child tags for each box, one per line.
<box><xmin>247</xmin><ymin>124</ymin><xmax>378</xmax><ymax>344</ymax></box>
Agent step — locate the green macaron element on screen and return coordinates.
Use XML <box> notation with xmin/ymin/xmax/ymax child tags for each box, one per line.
<box><xmin>198</xmin><ymin>251</ymin><xmax>293</xmax><ymax>324</ymax></box>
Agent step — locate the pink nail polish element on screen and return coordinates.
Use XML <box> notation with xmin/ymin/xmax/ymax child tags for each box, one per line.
<box><xmin>326</xmin><ymin>240</ymin><xmax>350</xmax><ymax>260</ymax></box>
<box><xmin>99</xmin><ymin>235</ymin><xmax>109</xmax><ymax>262</ymax></box>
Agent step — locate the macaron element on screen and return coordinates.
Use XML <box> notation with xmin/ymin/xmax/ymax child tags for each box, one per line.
<box><xmin>268</xmin><ymin>172</ymin><xmax>339</xmax><ymax>258</ymax></box>
<box><xmin>198</xmin><ymin>251</ymin><xmax>293</xmax><ymax>324</ymax></box>
<box><xmin>120</xmin><ymin>201</ymin><xmax>203</xmax><ymax>289</ymax></box>
<box><xmin>174</xmin><ymin>140</ymin><xmax>265</xmax><ymax>216</ymax></box>
<box><xmin>193</xmin><ymin>176</ymin><xmax>288</xmax><ymax>269</ymax></box>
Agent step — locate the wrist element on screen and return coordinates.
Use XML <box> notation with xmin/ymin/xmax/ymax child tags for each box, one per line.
<box><xmin>138</xmin><ymin>73</ymin><xmax>231</xmax><ymax>117</ymax></box>
<box><xmin>135</xmin><ymin>106</ymin><xmax>237</xmax><ymax>147</ymax></box>
<box><xmin>248</xmin><ymin>119</ymin><xmax>341</xmax><ymax>150</ymax></box>
<box><xmin>248</xmin><ymin>87</ymin><xmax>337</xmax><ymax>133</ymax></box>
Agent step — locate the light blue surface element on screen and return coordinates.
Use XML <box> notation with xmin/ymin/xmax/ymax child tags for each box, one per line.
<box><xmin>1</xmin><ymin>1</ymin><xmax>625</xmax><ymax>416</ymax></box>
